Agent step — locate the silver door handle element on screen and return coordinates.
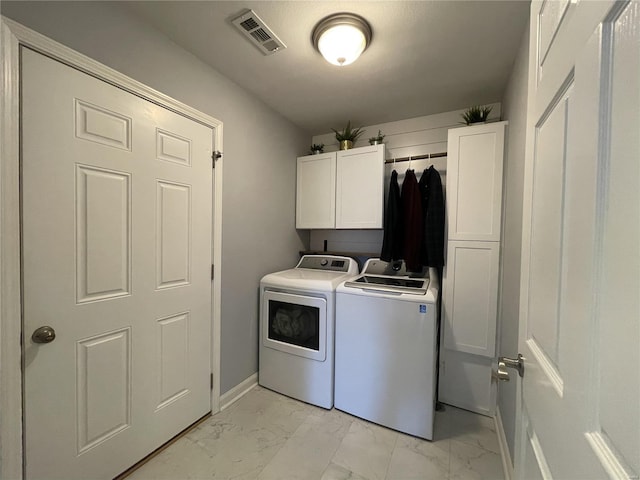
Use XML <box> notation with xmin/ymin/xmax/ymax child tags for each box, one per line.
<box><xmin>496</xmin><ymin>354</ymin><xmax>525</xmax><ymax>381</ymax></box>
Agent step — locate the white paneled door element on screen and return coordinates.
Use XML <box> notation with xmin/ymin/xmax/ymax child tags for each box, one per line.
<box><xmin>517</xmin><ymin>1</ymin><xmax>639</xmax><ymax>478</ymax></box>
<box><xmin>22</xmin><ymin>49</ymin><xmax>213</xmax><ymax>479</ymax></box>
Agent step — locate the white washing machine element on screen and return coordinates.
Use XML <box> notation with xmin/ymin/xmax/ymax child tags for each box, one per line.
<box><xmin>335</xmin><ymin>258</ymin><xmax>439</xmax><ymax>440</ymax></box>
<box><xmin>259</xmin><ymin>255</ymin><xmax>359</xmax><ymax>409</ymax></box>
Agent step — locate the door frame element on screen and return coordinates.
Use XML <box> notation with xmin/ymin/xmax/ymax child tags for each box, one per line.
<box><xmin>0</xmin><ymin>16</ymin><xmax>224</xmax><ymax>479</ymax></box>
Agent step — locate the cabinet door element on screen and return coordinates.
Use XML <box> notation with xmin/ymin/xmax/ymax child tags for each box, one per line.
<box><xmin>447</xmin><ymin>122</ymin><xmax>506</xmax><ymax>241</ymax></box>
<box><xmin>442</xmin><ymin>240</ymin><xmax>499</xmax><ymax>357</ymax></box>
<box><xmin>439</xmin><ymin>240</ymin><xmax>500</xmax><ymax>415</ymax></box>
<box><xmin>296</xmin><ymin>153</ymin><xmax>336</xmax><ymax>229</ymax></box>
<box><xmin>335</xmin><ymin>144</ymin><xmax>384</xmax><ymax>229</ymax></box>
<box><xmin>438</xmin><ymin>350</ymin><xmax>496</xmax><ymax>416</ymax></box>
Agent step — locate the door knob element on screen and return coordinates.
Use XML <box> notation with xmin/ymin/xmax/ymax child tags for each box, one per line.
<box><xmin>496</xmin><ymin>361</ymin><xmax>511</xmax><ymax>381</ymax></box>
<box><xmin>32</xmin><ymin>326</ymin><xmax>56</xmax><ymax>344</ymax></box>
<box><xmin>497</xmin><ymin>354</ymin><xmax>525</xmax><ymax>380</ymax></box>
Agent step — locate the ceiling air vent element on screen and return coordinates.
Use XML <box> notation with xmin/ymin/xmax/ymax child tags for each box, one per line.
<box><xmin>231</xmin><ymin>9</ymin><xmax>287</xmax><ymax>56</ymax></box>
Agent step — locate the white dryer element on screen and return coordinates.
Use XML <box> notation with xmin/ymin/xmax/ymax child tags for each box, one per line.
<box><xmin>335</xmin><ymin>259</ymin><xmax>439</xmax><ymax>440</ymax></box>
<box><xmin>259</xmin><ymin>255</ymin><xmax>359</xmax><ymax>409</ymax></box>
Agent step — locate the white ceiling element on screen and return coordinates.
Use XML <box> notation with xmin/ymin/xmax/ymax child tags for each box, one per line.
<box><xmin>124</xmin><ymin>1</ymin><xmax>530</xmax><ymax>134</ymax></box>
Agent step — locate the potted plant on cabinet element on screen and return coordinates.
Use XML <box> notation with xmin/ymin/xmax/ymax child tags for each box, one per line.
<box><xmin>310</xmin><ymin>143</ymin><xmax>324</xmax><ymax>154</ymax></box>
<box><xmin>369</xmin><ymin>130</ymin><xmax>385</xmax><ymax>145</ymax></box>
<box><xmin>331</xmin><ymin>120</ymin><xmax>365</xmax><ymax>150</ymax></box>
<box><xmin>461</xmin><ymin>105</ymin><xmax>493</xmax><ymax>125</ymax></box>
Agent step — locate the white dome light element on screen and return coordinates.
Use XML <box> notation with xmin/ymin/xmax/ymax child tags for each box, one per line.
<box><xmin>312</xmin><ymin>13</ymin><xmax>372</xmax><ymax>67</ymax></box>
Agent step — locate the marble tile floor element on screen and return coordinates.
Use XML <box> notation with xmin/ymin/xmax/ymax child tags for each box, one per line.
<box><xmin>126</xmin><ymin>386</ymin><xmax>505</xmax><ymax>480</ymax></box>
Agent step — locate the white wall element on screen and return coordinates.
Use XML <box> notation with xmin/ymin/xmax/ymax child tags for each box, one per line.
<box><xmin>497</xmin><ymin>24</ymin><xmax>530</xmax><ymax>465</ymax></box>
<box><xmin>308</xmin><ymin>105</ymin><xmax>501</xmax><ymax>254</ymax></box>
<box><xmin>1</xmin><ymin>1</ymin><xmax>310</xmax><ymax>395</ymax></box>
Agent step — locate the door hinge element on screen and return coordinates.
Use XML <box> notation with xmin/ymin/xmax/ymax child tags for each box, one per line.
<box><xmin>211</xmin><ymin>264</ymin><xmax>214</xmax><ymax>280</ymax></box>
<box><xmin>210</xmin><ymin>373</ymin><xmax>214</xmax><ymax>390</ymax></box>
<box><xmin>212</xmin><ymin>150</ymin><xmax>222</xmax><ymax>168</ymax></box>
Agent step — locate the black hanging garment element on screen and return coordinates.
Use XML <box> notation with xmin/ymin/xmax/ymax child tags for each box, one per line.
<box><xmin>380</xmin><ymin>170</ymin><xmax>402</xmax><ymax>262</ymax></box>
<box><xmin>401</xmin><ymin>169</ymin><xmax>423</xmax><ymax>272</ymax></box>
<box><xmin>418</xmin><ymin>166</ymin><xmax>445</xmax><ymax>267</ymax></box>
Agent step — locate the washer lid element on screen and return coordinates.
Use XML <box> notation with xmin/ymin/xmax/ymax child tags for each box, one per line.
<box><xmin>340</xmin><ymin>258</ymin><xmax>439</xmax><ymax>297</ymax></box>
<box><xmin>343</xmin><ymin>275</ymin><xmax>428</xmax><ymax>295</ymax></box>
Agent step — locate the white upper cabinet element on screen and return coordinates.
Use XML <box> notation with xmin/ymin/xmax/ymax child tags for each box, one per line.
<box><xmin>296</xmin><ymin>144</ymin><xmax>384</xmax><ymax>229</ymax></box>
<box><xmin>447</xmin><ymin>122</ymin><xmax>507</xmax><ymax>241</ymax></box>
<box><xmin>336</xmin><ymin>144</ymin><xmax>385</xmax><ymax>229</ymax></box>
<box><xmin>296</xmin><ymin>152</ymin><xmax>336</xmax><ymax>229</ymax></box>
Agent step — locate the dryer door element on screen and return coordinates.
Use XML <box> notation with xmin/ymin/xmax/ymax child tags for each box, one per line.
<box><xmin>262</xmin><ymin>291</ymin><xmax>327</xmax><ymax>361</ymax></box>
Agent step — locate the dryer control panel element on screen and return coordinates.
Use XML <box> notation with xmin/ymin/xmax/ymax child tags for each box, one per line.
<box><xmin>296</xmin><ymin>255</ymin><xmax>356</xmax><ymax>272</ymax></box>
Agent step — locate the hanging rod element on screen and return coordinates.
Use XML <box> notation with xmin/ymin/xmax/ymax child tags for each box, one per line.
<box><xmin>384</xmin><ymin>151</ymin><xmax>447</xmax><ymax>164</ymax></box>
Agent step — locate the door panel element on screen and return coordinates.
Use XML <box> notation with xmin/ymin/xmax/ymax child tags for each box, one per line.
<box><xmin>446</xmin><ymin>123</ymin><xmax>506</xmax><ymax>242</ymax></box>
<box><xmin>527</xmin><ymin>80</ymin><xmax>573</xmax><ymax>377</ymax></box>
<box><xmin>521</xmin><ymin>406</ymin><xmax>550</xmax><ymax>480</ymax></box>
<box><xmin>156</xmin><ymin>180</ymin><xmax>191</xmax><ymax>288</ymax></box>
<box><xmin>75</xmin><ymin>99</ymin><xmax>132</xmax><ymax>150</ymax></box>
<box><xmin>335</xmin><ymin>145</ymin><xmax>384</xmax><ymax>229</ymax></box>
<box><xmin>156</xmin><ymin>312</ymin><xmax>190</xmax><ymax>410</ymax></box>
<box><xmin>76</xmin><ymin>328</ymin><xmax>131</xmax><ymax>453</ymax></box>
<box><xmin>22</xmin><ymin>48</ymin><xmax>213</xmax><ymax>479</ymax></box>
<box><xmin>76</xmin><ymin>165</ymin><xmax>132</xmax><ymax>302</ymax></box>
<box><xmin>443</xmin><ymin>241</ymin><xmax>499</xmax><ymax>357</ymax></box>
<box><xmin>591</xmin><ymin>1</ymin><xmax>639</xmax><ymax>474</ymax></box>
<box><xmin>296</xmin><ymin>153</ymin><xmax>336</xmax><ymax>229</ymax></box>
<box><xmin>537</xmin><ymin>0</ymin><xmax>571</xmax><ymax>73</ymax></box>
<box><xmin>517</xmin><ymin>1</ymin><xmax>639</xmax><ymax>478</ymax></box>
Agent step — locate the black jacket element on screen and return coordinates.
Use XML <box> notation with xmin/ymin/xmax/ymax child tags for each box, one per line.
<box><xmin>401</xmin><ymin>169</ymin><xmax>423</xmax><ymax>272</ymax></box>
<box><xmin>418</xmin><ymin>166</ymin><xmax>445</xmax><ymax>267</ymax></box>
<box><xmin>380</xmin><ymin>170</ymin><xmax>402</xmax><ymax>262</ymax></box>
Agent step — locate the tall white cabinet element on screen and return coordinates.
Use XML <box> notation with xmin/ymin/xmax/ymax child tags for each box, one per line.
<box><xmin>296</xmin><ymin>144</ymin><xmax>384</xmax><ymax>229</ymax></box>
<box><xmin>439</xmin><ymin>121</ymin><xmax>507</xmax><ymax>416</ymax></box>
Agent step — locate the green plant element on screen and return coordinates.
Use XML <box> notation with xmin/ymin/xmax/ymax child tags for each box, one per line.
<box><xmin>369</xmin><ymin>129</ymin><xmax>385</xmax><ymax>143</ymax></box>
<box><xmin>310</xmin><ymin>143</ymin><xmax>324</xmax><ymax>153</ymax></box>
<box><xmin>461</xmin><ymin>105</ymin><xmax>493</xmax><ymax>125</ymax></box>
<box><xmin>331</xmin><ymin>120</ymin><xmax>365</xmax><ymax>143</ymax></box>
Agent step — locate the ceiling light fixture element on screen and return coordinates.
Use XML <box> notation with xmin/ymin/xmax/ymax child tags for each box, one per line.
<box><xmin>312</xmin><ymin>13</ymin><xmax>372</xmax><ymax>67</ymax></box>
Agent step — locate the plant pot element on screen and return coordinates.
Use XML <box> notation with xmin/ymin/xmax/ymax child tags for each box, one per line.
<box><xmin>369</xmin><ymin>139</ymin><xmax>383</xmax><ymax>145</ymax></box>
<box><xmin>311</xmin><ymin>150</ymin><xmax>323</xmax><ymax>155</ymax></box>
<box><xmin>339</xmin><ymin>140</ymin><xmax>353</xmax><ymax>150</ymax></box>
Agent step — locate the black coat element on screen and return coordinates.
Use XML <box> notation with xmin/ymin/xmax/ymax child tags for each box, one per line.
<box><xmin>418</xmin><ymin>166</ymin><xmax>445</xmax><ymax>267</ymax></box>
<box><xmin>401</xmin><ymin>169</ymin><xmax>423</xmax><ymax>272</ymax></box>
<box><xmin>380</xmin><ymin>170</ymin><xmax>402</xmax><ymax>262</ymax></box>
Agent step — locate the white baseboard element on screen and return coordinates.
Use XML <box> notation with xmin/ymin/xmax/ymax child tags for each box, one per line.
<box><xmin>495</xmin><ymin>407</ymin><xmax>514</xmax><ymax>480</ymax></box>
<box><xmin>219</xmin><ymin>373</ymin><xmax>258</xmax><ymax>411</ymax></box>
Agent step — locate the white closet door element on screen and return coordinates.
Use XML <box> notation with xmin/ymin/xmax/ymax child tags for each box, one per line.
<box><xmin>516</xmin><ymin>1</ymin><xmax>639</xmax><ymax>478</ymax></box>
<box><xmin>22</xmin><ymin>49</ymin><xmax>213</xmax><ymax>479</ymax></box>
